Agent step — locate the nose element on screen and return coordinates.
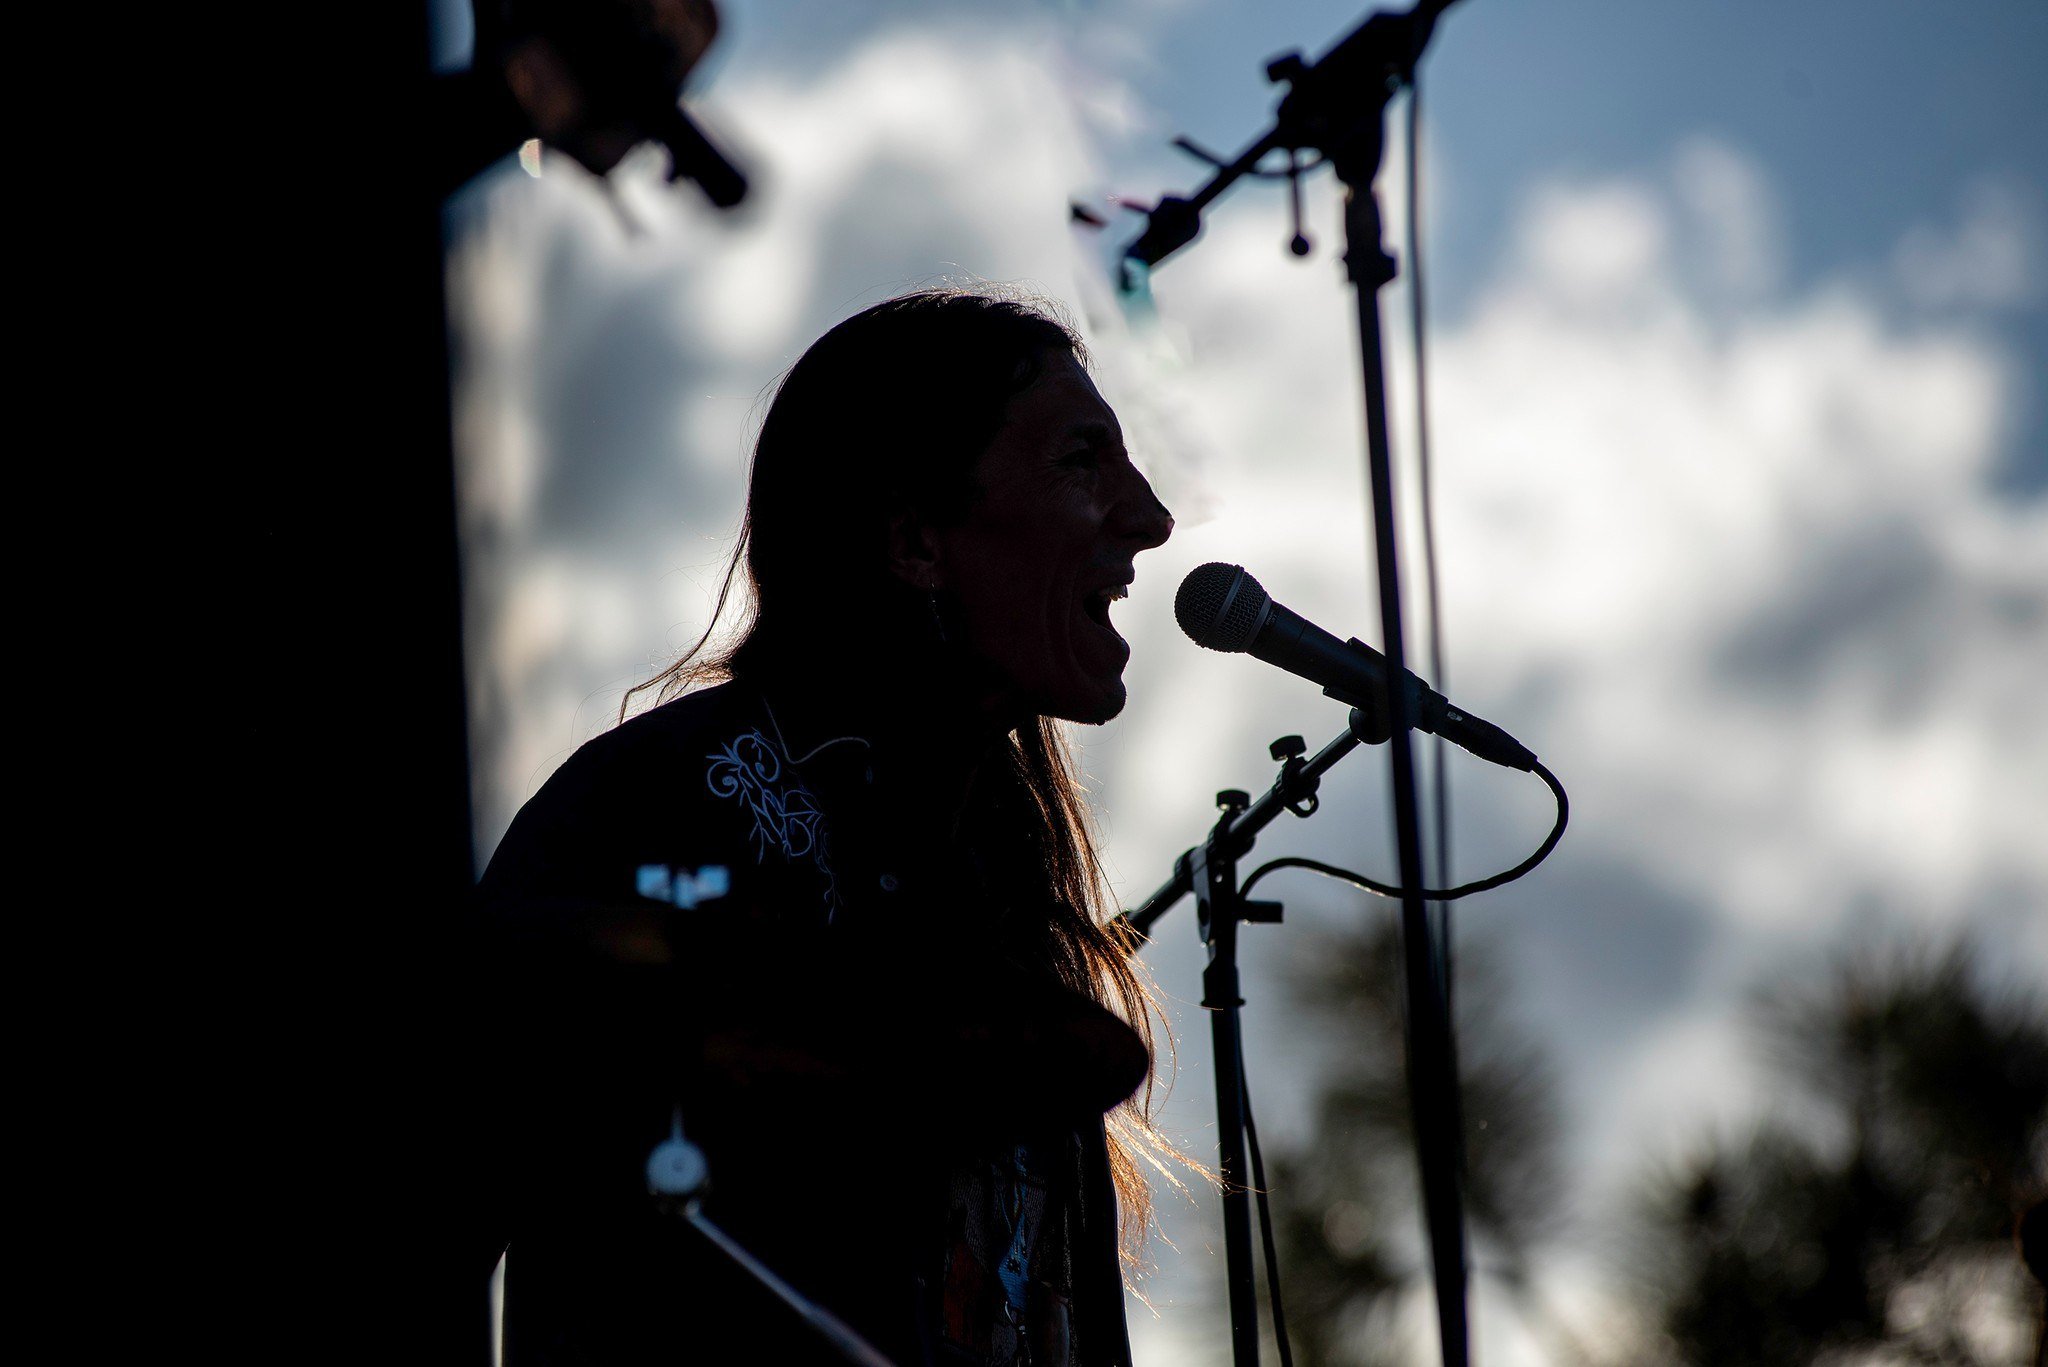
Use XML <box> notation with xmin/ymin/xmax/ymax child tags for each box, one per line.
<box><xmin>1112</xmin><ymin>460</ymin><xmax>1174</xmax><ymax>550</ymax></box>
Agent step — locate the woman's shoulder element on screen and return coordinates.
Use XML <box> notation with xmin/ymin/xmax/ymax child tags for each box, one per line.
<box><xmin>479</xmin><ymin>680</ymin><xmax>770</xmax><ymax>894</ymax></box>
<box><xmin>478</xmin><ymin>671</ymin><xmax>862</xmax><ymax>948</ymax></box>
<box><xmin>575</xmin><ymin>677</ymin><xmax>767</xmax><ymax>772</ymax></box>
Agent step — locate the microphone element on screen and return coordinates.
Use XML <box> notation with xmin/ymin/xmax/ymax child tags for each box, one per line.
<box><xmin>1175</xmin><ymin>562</ymin><xmax>1537</xmax><ymax>771</ymax></box>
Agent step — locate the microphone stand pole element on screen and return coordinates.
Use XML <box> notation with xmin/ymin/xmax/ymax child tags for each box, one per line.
<box><xmin>1117</xmin><ymin>4</ymin><xmax>1471</xmax><ymax>1363</ymax></box>
<box><xmin>1189</xmin><ymin>793</ymin><xmax>1266</xmax><ymax>1367</ymax></box>
<box><xmin>1340</xmin><ymin>157</ymin><xmax>1474</xmax><ymax>1367</ymax></box>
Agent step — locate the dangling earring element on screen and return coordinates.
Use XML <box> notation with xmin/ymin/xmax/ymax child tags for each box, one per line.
<box><xmin>927</xmin><ymin>586</ymin><xmax>949</xmax><ymax>644</ymax></box>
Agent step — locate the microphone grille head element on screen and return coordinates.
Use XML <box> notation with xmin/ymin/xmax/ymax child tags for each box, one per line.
<box><xmin>1175</xmin><ymin>562</ymin><xmax>1270</xmax><ymax>652</ymax></box>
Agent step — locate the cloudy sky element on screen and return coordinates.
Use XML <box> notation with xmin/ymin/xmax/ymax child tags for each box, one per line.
<box><xmin>439</xmin><ymin>1</ymin><xmax>2046</xmax><ymax>1360</ymax></box>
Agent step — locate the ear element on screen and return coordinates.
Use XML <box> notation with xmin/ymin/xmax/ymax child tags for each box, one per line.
<box><xmin>885</xmin><ymin>506</ymin><xmax>944</xmax><ymax>590</ymax></box>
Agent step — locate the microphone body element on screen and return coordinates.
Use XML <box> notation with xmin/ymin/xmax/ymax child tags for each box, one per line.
<box><xmin>1176</xmin><ymin>562</ymin><xmax>1536</xmax><ymax>771</ymax></box>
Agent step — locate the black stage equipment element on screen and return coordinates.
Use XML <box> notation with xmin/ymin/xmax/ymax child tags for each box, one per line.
<box><xmin>645</xmin><ymin>1110</ymin><xmax>896</xmax><ymax>1367</ymax></box>
<box><xmin>1110</xmin><ymin>3</ymin><xmax>1541</xmax><ymax>1365</ymax></box>
<box><xmin>437</xmin><ymin>0</ymin><xmax>748</xmax><ymax>205</ymax></box>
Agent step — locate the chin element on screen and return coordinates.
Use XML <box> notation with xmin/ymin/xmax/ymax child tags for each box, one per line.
<box><xmin>1047</xmin><ymin>679</ymin><xmax>1128</xmax><ymax>727</ymax></box>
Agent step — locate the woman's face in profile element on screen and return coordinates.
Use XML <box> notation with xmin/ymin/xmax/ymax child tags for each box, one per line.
<box><xmin>933</xmin><ymin>351</ymin><xmax>1175</xmax><ymax>726</ymax></box>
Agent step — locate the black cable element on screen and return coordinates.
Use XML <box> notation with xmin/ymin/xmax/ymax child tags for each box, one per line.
<box><xmin>1237</xmin><ymin>1034</ymin><xmax>1295</xmax><ymax>1367</ymax></box>
<box><xmin>1407</xmin><ymin>70</ymin><xmax>1454</xmax><ymax>1008</ymax></box>
<box><xmin>1167</xmin><ymin>137</ymin><xmax>1329</xmax><ymax>180</ymax></box>
<box><xmin>1241</xmin><ymin>760</ymin><xmax>1566</xmax><ymax>904</ymax></box>
<box><xmin>1404</xmin><ymin>94</ymin><xmax>1474</xmax><ymax>1338</ymax></box>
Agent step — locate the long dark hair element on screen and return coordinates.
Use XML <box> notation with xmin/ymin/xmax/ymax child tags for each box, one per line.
<box><xmin>625</xmin><ymin>287</ymin><xmax>1193</xmax><ymax>1259</ymax></box>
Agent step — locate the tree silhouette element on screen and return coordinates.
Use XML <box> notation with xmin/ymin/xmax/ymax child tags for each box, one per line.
<box><xmin>1229</xmin><ymin>908</ymin><xmax>2046</xmax><ymax>1366</ymax></box>
<box><xmin>1259</xmin><ymin>913</ymin><xmax>1567</xmax><ymax>1366</ymax></box>
<box><xmin>1628</xmin><ymin>936</ymin><xmax>2048</xmax><ymax>1367</ymax></box>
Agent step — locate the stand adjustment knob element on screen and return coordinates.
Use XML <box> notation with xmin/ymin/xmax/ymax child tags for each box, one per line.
<box><xmin>1216</xmin><ymin>788</ymin><xmax>1251</xmax><ymax>813</ymax></box>
<box><xmin>1269</xmin><ymin>735</ymin><xmax>1306</xmax><ymax>761</ymax></box>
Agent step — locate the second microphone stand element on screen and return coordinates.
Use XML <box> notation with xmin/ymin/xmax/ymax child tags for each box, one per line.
<box><xmin>1118</xmin><ymin>4</ymin><xmax>1474</xmax><ymax>1363</ymax></box>
<box><xmin>1124</xmin><ymin>707</ymin><xmax>1392</xmax><ymax>1367</ymax></box>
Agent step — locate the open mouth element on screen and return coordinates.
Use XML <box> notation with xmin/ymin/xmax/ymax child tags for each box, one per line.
<box><xmin>1081</xmin><ymin>583</ymin><xmax>1128</xmax><ymax>629</ymax></box>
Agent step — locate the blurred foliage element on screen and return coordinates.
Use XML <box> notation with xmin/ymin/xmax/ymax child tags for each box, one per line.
<box><xmin>1260</xmin><ymin>914</ymin><xmax>1567</xmax><ymax>1366</ymax></box>
<box><xmin>1629</xmin><ymin>936</ymin><xmax>2048</xmax><ymax>1367</ymax></box>
<box><xmin>1250</xmin><ymin>915</ymin><xmax>2046</xmax><ymax>1367</ymax></box>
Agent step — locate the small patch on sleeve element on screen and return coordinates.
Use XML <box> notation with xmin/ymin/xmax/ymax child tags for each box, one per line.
<box><xmin>635</xmin><ymin>862</ymin><xmax>732</xmax><ymax>909</ymax></box>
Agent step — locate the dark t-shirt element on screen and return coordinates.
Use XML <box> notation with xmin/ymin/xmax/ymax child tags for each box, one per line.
<box><xmin>475</xmin><ymin>678</ymin><xmax>1141</xmax><ymax>1365</ymax></box>
<box><xmin>935</xmin><ymin>1130</ymin><xmax>1085</xmax><ymax>1365</ymax></box>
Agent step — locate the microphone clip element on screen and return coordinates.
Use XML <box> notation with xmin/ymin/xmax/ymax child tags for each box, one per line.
<box><xmin>1322</xmin><ymin>641</ymin><xmax>1395</xmax><ymax>744</ymax></box>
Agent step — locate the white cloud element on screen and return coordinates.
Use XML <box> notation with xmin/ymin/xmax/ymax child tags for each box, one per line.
<box><xmin>1415</xmin><ymin>160</ymin><xmax>2047</xmax><ymax>940</ymax></box>
<box><xmin>1671</xmin><ymin>135</ymin><xmax>1785</xmax><ymax>300</ymax></box>
<box><xmin>1513</xmin><ymin>179</ymin><xmax>1671</xmax><ymax>309</ymax></box>
<box><xmin>1893</xmin><ymin>177</ymin><xmax>2045</xmax><ymax>312</ymax></box>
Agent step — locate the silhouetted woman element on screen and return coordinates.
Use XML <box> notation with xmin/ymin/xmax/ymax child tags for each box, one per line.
<box><xmin>479</xmin><ymin>288</ymin><xmax>1179</xmax><ymax>1366</ymax></box>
